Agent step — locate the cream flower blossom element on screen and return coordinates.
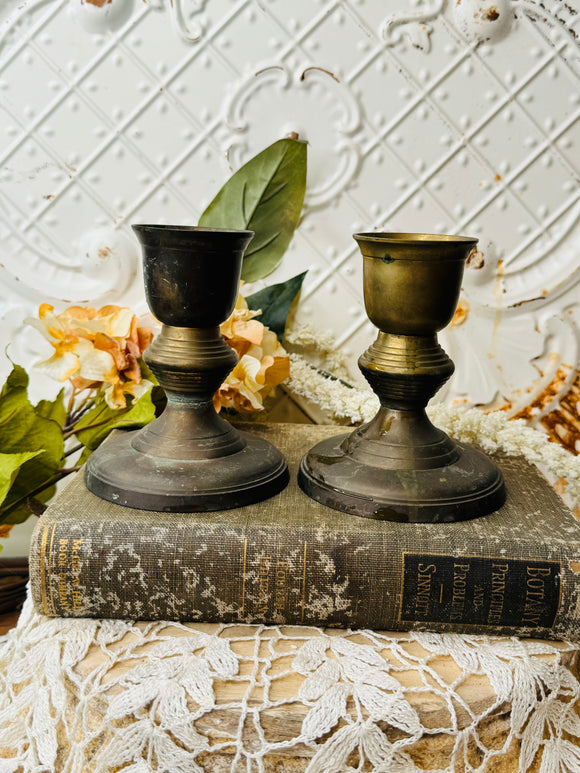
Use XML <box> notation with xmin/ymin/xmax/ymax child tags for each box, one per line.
<box><xmin>214</xmin><ymin>293</ymin><xmax>290</xmax><ymax>414</ymax></box>
<box><xmin>27</xmin><ymin>303</ymin><xmax>154</xmax><ymax>410</ymax></box>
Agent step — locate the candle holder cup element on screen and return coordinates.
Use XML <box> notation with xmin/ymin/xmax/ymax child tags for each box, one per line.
<box><xmin>85</xmin><ymin>225</ymin><xmax>289</xmax><ymax>512</ymax></box>
<box><xmin>298</xmin><ymin>232</ymin><xmax>506</xmax><ymax>523</ymax></box>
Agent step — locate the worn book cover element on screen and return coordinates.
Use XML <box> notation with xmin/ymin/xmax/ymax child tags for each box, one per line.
<box><xmin>29</xmin><ymin>423</ymin><xmax>580</xmax><ymax>638</ymax></box>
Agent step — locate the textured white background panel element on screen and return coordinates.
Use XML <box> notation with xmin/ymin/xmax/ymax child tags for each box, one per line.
<box><xmin>0</xmin><ymin>0</ymin><xmax>579</xmax><ymax>444</ymax></box>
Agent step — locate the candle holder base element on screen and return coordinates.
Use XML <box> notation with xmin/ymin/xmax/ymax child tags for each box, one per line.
<box><xmin>86</xmin><ymin>427</ymin><xmax>288</xmax><ymax>512</ymax></box>
<box><xmin>298</xmin><ymin>432</ymin><xmax>505</xmax><ymax>523</ymax></box>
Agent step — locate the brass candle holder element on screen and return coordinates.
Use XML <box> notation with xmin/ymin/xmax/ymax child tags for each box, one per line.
<box><xmin>85</xmin><ymin>225</ymin><xmax>289</xmax><ymax>512</ymax></box>
<box><xmin>298</xmin><ymin>232</ymin><xmax>506</xmax><ymax>523</ymax></box>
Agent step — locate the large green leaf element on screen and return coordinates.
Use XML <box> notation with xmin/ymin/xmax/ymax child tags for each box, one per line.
<box><xmin>0</xmin><ymin>450</ymin><xmax>44</xmax><ymax>503</ymax></box>
<box><xmin>0</xmin><ymin>367</ymin><xmax>65</xmax><ymax>524</ymax></box>
<box><xmin>246</xmin><ymin>271</ymin><xmax>307</xmax><ymax>342</ymax></box>
<box><xmin>74</xmin><ymin>388</ymin><xmax>157</xmax><ymax>454</ymax></box>
<box><xmin>198</xmin><ymin>138</ymin><xmax>307</xmax><ymax>282</ymax></box>
<box><xmin>35</xmin><ymin>389</ymin><xmax>66</xmax><ymax>426</ymax></box>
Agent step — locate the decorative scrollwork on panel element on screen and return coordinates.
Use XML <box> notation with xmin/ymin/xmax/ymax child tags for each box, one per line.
<box><xmin>380</xmin><ymin>0</ymin><xmax>445</xmax><ymax>51</ymax></box>
<box><xmin>225</xmin><ymin>65</ymin><xmax>363</xmax><ymax>207</ymax></box>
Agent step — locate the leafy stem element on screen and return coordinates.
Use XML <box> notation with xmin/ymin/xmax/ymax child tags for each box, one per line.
<box><xmin>1</xmin><ymin>466</ymin><xmax>82</xmax><ymax>521</ymax></box>
<box><xmin>63</xmin><ymin>409</ymin><xmax>129</xmax><ymax>441</ymax></box>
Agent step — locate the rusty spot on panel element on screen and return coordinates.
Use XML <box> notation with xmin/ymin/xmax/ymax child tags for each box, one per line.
<box><xmin>97</xmin><ymin>246</ymin><xmax>111</xmax><ymax>259</ymax></box>
<box><xmin>85</xmin><ymin>0</ymin><xmax>112</xmax><ymax>6</ymax></box>
<box><xmin>466</xmin><ymin>247</ymin><xmax>484</xmax><ymax>269</ymax></box>
<box><xmin>300</xmin><ymin>66</ymin><xmax>340</xmax><ymax>83</ymax></box>
<box><xmin>513</xmin><ymin>369</ymin><xmax>580</xmax><ymax>455</ymax></box>
<box><xmin>485</xmin><ymin>7</ymin><xmax>500</xmax><ymax>20</ymax></box>
<box><xmin>450</xmin><ymin>298</ymin><xmax>470</xmax><ymax>327</ymax></box>
<box><xmin>494</xmin><ymin>173</ymin><xmax>501</xmax><ymax>182</ymax></box>
<box><xmin>569</xmin><ymin>560</ymin><xmax>580</xmax><ymax>573</ymax></box>
<box><xmin>540</xmin><ymin>374</ymin><xmax>580</xmax><ymax>454</ymax></box>
<box><xmin>0</xmin><ymin>524</ymin><xmax>14</xmax><ymax>538</ymax></box>
<box><xmin>512</xmin><ymin>366</ymin><xmax>571</xmax><ymax>422</ymax></box>
<box><xmin>508</xmin><ymin>296</ymin><xmax>546</xmax><ymax>308</ymax></box>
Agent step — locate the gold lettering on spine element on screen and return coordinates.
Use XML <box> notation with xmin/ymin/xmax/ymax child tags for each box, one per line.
<box><xmin>257</xmin><ymin>556</ymin><xmax>271</xmax><ymax>617</ymax></box>
<box><xmin>274</xmin><ymin>560</ymin><xmax>288</xmax><ymax>617</ymax></box>
<box><xmin>70</xmin><ymin>538</ymin><xmax>83</xmax><ymax>612</ymax></box>
<box><xmin>241</xmin><ymin>539</ymin><xmax>247</xmax><ymax>617</ymax></box>
<box><xmin>57</xmin><ymin>538</ymin><xmax>70</xmax><ymax>611</ymax></box>
<box><xmin>487</xmin><ymin>562</ymin><xmax>509</xmax><ymax>624</ymax></box>
<box><xmin>414</xmin><ymin>562</ymin><xmax>436</xmax><ymax>617</ymax></box>
<box><xmin>39</xmin><ymin>524</ymin><xmax>57</xmax><ymax>615</ymax></box>
<box><xmin>450</xmin><ymin>563</ymin><xmax>470</xmax><ymax>622</ymax></box>
<box><xmin>301</xmin><ymin>541</ymin><xmax>307</xmax><ymax>624</ymax></box>
<box><xmin>521</xmin><ymin>566</ymin><xmax>552</xmax><ymax>624</ymax></box>
<box><xmin>47</xmin><ymin>522</ymin><xmax>58</xmax><ymax>614</ymax></box>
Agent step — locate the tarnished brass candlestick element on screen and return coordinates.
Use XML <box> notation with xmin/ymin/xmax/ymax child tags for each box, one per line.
<box><xmin>85</xmin><ymin>225</ymin><xmax>289</xmax><ymax>512</ymax></box>
<box><xmin>298</xmin><ymin>232</ymin><xmax>506</xmax><ymax>523</ymax></box>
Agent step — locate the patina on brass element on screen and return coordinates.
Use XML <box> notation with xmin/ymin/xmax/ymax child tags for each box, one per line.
<box><xmin>85</xmin><ymin>225</ymin><xmax>289</xmax><ymax>512</ymax></box>
<box><xmin>298</xmin><ymin>232</ymin><xmax>506</xmax><ymax>523</ymax></box>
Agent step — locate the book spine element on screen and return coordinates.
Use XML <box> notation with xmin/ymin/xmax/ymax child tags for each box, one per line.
<box><xmin>29</xmin><ymin>515</ymin><xmax>571</xmax><ymax>638</ymax></box>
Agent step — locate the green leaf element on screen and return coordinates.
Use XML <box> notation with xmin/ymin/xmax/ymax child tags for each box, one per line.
<box><xmin>1</xmin><ymin>363</ymin><xmax>28</xmax><ymax>396</ymax></box>
<box><xmin>35</xmin><ymin>389</ymin><xmax>66</xmax><ymax>426</ymax></box>
<box><xmin>198</xmin><ymin>138</ymin><xmax>307</xmax><ymax>282</ymax></box>
<box><xmin>138</xmin><ymin>359</ymin><xmax>158</xmax><ymax>386</ymax></box>
<box><xmin>0</xmin><ymin>366</ymin><xmax>65</xmax><ymax>524</ymax></box>
<box><xmin>74</xmin><ymin>389</ymin><xmax>157</xmax><ymax>453</ymax></box>
<box><xmin>137</xmin><ymin>359</ymin><xmax>166</xmax><ymax>416</ymax></box>
<box><xmin>246</xmin><ymin>271</ymin><xmax>307</xmax><ymax>342</ymax></box>
<box><xmin>0</xmin><ymin>450</ymin><xmax>44</xmax><ymax>504</ymax></box>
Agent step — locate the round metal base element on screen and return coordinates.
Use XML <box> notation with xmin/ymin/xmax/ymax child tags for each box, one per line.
<box><xmin>298</xmin><ymin>433</ymin><xmax>506</xmax><ymax>523</ymax></box>
<box><xmin>85</xmin><ymin>429</ymin><xmax>289</xmax><ymax>512</ymax></box>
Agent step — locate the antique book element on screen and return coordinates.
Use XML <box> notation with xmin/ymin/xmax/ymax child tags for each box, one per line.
<box><xmin>29</xmin><ymin>423</ymin><xmax>580</xmax><ymax>639</ymax></box>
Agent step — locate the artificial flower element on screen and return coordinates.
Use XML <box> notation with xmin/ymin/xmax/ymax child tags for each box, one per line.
<box><xmin>214</xmin><ymin>293</ymin><xmax>290</xmax><ymax>413</ymax></box>
<box><xmin>27</xmin><ymin>303</ymin><xmax>153</xmax><ymax>409</ymax></box>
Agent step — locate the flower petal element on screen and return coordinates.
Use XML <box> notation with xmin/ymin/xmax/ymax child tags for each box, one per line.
<box><xmin>258</xmin><ymin>355</ymin><xmax>290</xmax><ymax>387</ymax></box>
<box><xmin>94</xmin><ymin>333</ymin><xmax>128</xmax><ymax>371</ymax></box>
<box><xmin>231</xmin><ymin>319</ymin><xmax>264</xmax><ymax>346</ymax></box>
<box><xmin>35</xmin><ymin>351</ymin><xmax>79</xmax><ymax>382</ymax></box>
<box><xmin>74</xmin><ymin>340</ymin><xmax>117</xmax><ymax>383</ymax></box>
<box><xmin>98</xmin><ymin>306</ymin><xmax>134</xmax><ymax>338</ymax></box>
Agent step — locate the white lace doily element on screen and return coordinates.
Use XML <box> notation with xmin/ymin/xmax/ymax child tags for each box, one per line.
<box><xmin>1</xmin><ymin>592</ymin><xmax>580</xmax><ymax>772</ymax></box>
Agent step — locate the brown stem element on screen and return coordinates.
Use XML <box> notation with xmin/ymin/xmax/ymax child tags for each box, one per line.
<box><xmin>67</xmin><ymin>395</ymin><xmax>95</xmax><ymax>425</ymax></box>
<box><xmin>63</xmin><ymin>413</ymin><xmax>124</xmax><ymax>441</ymax></box>
<box><xmin>66</xmin><ymin>387</ymin><xmax>78</xmax><ymax>418</ymax></box>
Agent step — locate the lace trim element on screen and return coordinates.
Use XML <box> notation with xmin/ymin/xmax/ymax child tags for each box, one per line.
<box><xmin>1</xmin><ymin>593</ymin><xmax>579</xmax><ymax>771</ymax></box>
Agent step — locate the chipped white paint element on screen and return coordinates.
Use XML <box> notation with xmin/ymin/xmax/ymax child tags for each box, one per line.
<box><xmin>0</xmin><ymin>0</ymin><xmax>578</xmax><ymax>419</ymax></box>
<box><xmin>453</xmin><ymin>0</ymin><xmax>514</xmax><ymax>43</ymax></box>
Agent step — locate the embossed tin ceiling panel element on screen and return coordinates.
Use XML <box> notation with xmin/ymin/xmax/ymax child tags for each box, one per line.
<box><xmin>0</xmin><ymin>0</ymin><xmax>579</xmax><ymax>450</ymax></box>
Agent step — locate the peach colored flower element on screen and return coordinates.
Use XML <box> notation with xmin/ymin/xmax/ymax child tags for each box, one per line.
<box><xmin>27</xmin><ymin>303</ymin><xmax>154</xmax><ymax>409</ymax></box>
<box><xmin>214</xmin><ymin>293</ymin><xmax>290</xmax><ymax>413</ymax></box>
